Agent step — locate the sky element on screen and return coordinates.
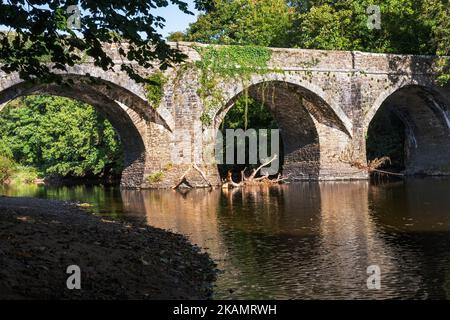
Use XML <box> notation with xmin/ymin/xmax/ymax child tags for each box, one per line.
<box><xmin>154</xmin><ymin>0</ymin><xmax>199</xmax><ymax>38</ymax></box>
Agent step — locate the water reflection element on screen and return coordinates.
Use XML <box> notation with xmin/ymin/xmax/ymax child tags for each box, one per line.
<box><xmin>120</xmin><ymin>180</ymin><xmax>450</xmax><ymax>299</ymax></box>
<box><xmin>0</xmin><ymin>184</ymin><xmax>124</xmax><ymax>217</ymax></box>
<box><xmin>369</xmin><ymin>179</ymin><xmax>450</xmax><ymax>299</ymax></box>
<box><xmin>121</xmin><ymin>189</ymin><xmax>226</xmax><ymax>259</ymax></box>
<box><xmin>3</xmin><ymin>179</ymin><xmax>450</xmax><ymax>299</ymax></box>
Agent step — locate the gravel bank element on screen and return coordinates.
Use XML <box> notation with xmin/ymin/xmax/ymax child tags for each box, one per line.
<box><xmin>0</xmin><ymin>196</ymin><xmax>216</xmax><ymax>299</ymax></box>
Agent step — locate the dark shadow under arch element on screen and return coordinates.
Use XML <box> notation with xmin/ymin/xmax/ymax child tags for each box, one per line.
<box><xmin>367</xmin><ymin>84</ymin><xmax>450</xmax><ymax>175</ymax></box>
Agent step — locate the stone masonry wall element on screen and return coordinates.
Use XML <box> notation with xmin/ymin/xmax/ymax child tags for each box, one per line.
<box><xmin>1</xmin><ymin>42</ymin><xmax>448</xmax><ymax>188</ymax></box>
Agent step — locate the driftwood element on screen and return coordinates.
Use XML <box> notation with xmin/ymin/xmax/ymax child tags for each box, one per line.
<box><xmin>222</xmin><ymin>154</ymin><xmax>288</xmax><ymax>189</ymax></box>
<box><xmin>172</xmin><ymin>164</ymin><xmax>213</xmax><ymax>189</ymax></box>
<box><xmin>193</xmin><ymin>164</ymin><xmax>212</xmax><ymax>187</ymax></box>
<box><xmin>366</xmin><ymin>157</ymin><xmax>404</xmax><ymax>177</ymax></box>
<box><xmin>339</xmin><ymin>150</ymin><xmax>404</xmax><ymax>178</ymax></box>
<box><xmin>172</xmin><ymin>166</ymin><xmax>192</xmax><ymax>189</ymax></box>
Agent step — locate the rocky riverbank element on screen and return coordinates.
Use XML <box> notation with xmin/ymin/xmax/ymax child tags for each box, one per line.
<box><xmin>0</xmin><ymin>196</ymin><xmax>217</xmax><ymax>299</ymax></box>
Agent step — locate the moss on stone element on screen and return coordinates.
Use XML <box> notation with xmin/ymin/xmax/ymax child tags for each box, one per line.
<box><xmin>147</xmin><ymin>170</ymin><xmax>164</xmax><ymax>183</ymax></box>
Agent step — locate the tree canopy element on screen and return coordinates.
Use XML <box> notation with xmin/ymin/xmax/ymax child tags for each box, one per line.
<box><xmin>0</xmin><ymin>0</ymin><xmax>193</xmax><ymax>83</ymax></box>
<box><xmin>182</xmin><ymin>0</ymin><xmax>294</xmax><ymax>47</ymax></box>
<box><xmin>183</xmin><ymin>0</ymin><xmax>448</xmax><ymax>55</ymax></box>
<box><xmin>0</xmin><ymin>96</ymin><xmax>123</xmax><ymax>179</ymax></box>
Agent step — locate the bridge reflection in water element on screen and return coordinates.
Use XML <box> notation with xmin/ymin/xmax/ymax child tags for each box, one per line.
<box><xmin>119</xmin><ymin>180</ymin><xmax>450</xmax><ymax>299</ymax></box>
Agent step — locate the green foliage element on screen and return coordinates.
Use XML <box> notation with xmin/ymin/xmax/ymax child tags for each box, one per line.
<box><xmin>195</xmin><ymin>45</ymin><xmax>272</xmax><ymax>125</ymax></box>
<box><xmin>292</xmin><ymin>1</ymin><xmax>430</xmax><ymax>53</ymax></box>
<box><xmin>167</xmin><ymin>31</ymin><xmax>187</xmax><ymax>42</ymax></box>
<box><xmin>146</xmin><ymin>162</ymin><xmax>175</xmax><ymax>183</ymax></box>
<box><xmin>186</xmin><ymin>0</ymin><xmax>294</xmax><ymax>47</ymax></box>
<box><xmin>0</xmin><ymin>156</ymin><xmax>39</xmax><ymax>185</ymax></box>
<box><xmin>426</xmin><ymin>0</ymin><xmax>450</xmax><ymax>85</ymax></box>
<box><xmin>0</xmin><ymin>95</ymin><xmax>123</xmax><ymax>179</ymax></box>
<box><xmin>9</xmin><ymin>165</ymin><xmax>39</xmax><ymax>185</ymax></box>
<box><xmin>145</xmin><ymin>72</ymin><xmax>167</xmax><ymax>108</ymax></box>
<box><xmin>296</xmin><ymin>4</ymin><xmax>357</xmax><ymax>51</ymax></box>
<box><xmin>0</xmin><ymin>1</ymin><xmax>191</xmax><ymax>82</ymax></box>
<box><xmin>147</xmin><ymin>171</ymin><xmax>165</xmax><ymax>183</ymax></box>
<box><xmin>196</xmin><ymin>45</ymin><xmax>272</xmax><ymax>78</ymax></box>
<box><xmin>222</xmin><ymin>96</ymin><xmax>277</xmax><ymax>130</ymax></box>
<box><xmin>437</xmin><ymin>72</ymin><xmax>450</xmax><ymax>86</ymax></box>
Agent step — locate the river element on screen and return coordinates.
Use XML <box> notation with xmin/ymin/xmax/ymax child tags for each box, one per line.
<box><xmin>2</xmin><ymin>178</ymin><xmax>450</xmax><ymax>299</ymax></box>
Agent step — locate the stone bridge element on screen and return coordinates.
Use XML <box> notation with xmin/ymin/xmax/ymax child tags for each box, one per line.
<box><xmin>1</xmin><ymin>42</ymin><xmax>449</xmax><ymax>188</ymax></box>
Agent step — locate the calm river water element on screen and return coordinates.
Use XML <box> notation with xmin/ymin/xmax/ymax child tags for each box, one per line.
<box><xmin>2</xmin><ymin>178</ymin><xmax>450</xmax><ymax>299</ymax></box>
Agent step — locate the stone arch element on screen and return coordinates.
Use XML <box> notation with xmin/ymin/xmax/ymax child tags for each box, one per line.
<box><xmin>366</xmin><ymin>82</ymin><xmax>450</xmax><ymax>175</ymax></box>
<box><xmin>0</xmin><ymin>76</ymin><xmax>151</xmax><ymax>188</ymax></box>
<box><xmin>215</xmin><ymin>74</ymin><xmax>353</xmax><ymax>136</ymax></box>
<box><xmin>0</xmin><ymin>67</ymin><xmax>175</xmax><ymax>131</ymax></box>
<box><xmin>212</xmin><ymin>76</ymin><xmax>354</xmax><ymax>180</ymax></box>
<box><xmin>364</xmin><ymin>78</ymin><xmax>449</xmax><ymax>131</ymax></box>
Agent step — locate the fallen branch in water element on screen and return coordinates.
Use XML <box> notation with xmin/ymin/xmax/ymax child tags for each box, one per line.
<box><xmin>172</xmin><ymin>164</ymin><xmax>212</xmax><ymax>189</ymax></box>
<box><xmin>192</xmin><ymin>164</ymin><xmax>212</xmax><ymax>187</ymax></box>
<box><xmin>366</xmin><ymin>157</ymin><xmax>404</xmax><ymax>177</ymax></box>
<box><xmin>370</xmin><ymin>168</ymin><xmax>405</xmax><ymax>177</ymax></box>
<box><xmin>339</xmin><ymin>150</ymin><xmax>404</xmax><ymax>177</ymax></box>
<box><xmin>172</xmin><ymin>166</ymin><xmax>193</xmax><ymax>189</ymax></box>
<box><xmin>222</xmin><ymin>155</ymin><xmax>288</xmax><ymax>189</ymax></box>
<box><xmin>249</xmin><ymin>155</ymin><xmax>278</xmax><ymax>180</ymax></box>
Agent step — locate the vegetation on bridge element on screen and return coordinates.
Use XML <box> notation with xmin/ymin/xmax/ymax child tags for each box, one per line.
<box><xmin>145</xmin><ymin>72</ymin><xmax>167</xmax><ymax>109</ymax></box>
<box><xmin>195</xmin><ymin>45</ymin><xmax>272</xmax><ymax>126</ymax></box>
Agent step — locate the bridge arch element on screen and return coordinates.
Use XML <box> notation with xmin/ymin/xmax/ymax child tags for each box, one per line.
<box><xmin>211</xmin><ymin>76</ymin><xmax>354</xmax><ymax>180</ymax></box>
<box><xmin>363</xmin><ymin>79</ymin><xmax>449</xmax><ymax>130</ymax></box>
<box><xmin>0</xmin><ymin>75</ymin><xmax>152</xmax><ymax>188</ymax></box>
<box><xmin>366</xmin><ymin>82</ymin><xmax>450</xmax><ymax>175</ymax></box>
<box><xmin>215</xmin><ymin>74</ymin><xmax>353</xmax><ymax>136</ymax></box>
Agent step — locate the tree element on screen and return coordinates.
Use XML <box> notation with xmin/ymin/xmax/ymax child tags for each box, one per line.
<box><xmin>0</xmin><ymin>0</ymin><xmax>192</xmax><ymax>83</ymax></box>
<box><xmin>0</xmin><ymin>95</ymin><xmax>123</xmax><ymax>179</ymax></box>
<box><xmin>293</xmin><ymin>0</ymin><xmax>434</xmax><ymax>54</ymax></box>
<box><xmin>167</xmin><ymin>31</ymin><xmax>187</xmax><ymax>42</ymax></box>
<box><xmin>185</xmin><ymin>0</ymin><xmax>294</xmax><ymax>47</ymax></box>
<box><xmin>421</xmin><ymin>0</ymin><xmax>450</xmax><ymax>84</ymax></box>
